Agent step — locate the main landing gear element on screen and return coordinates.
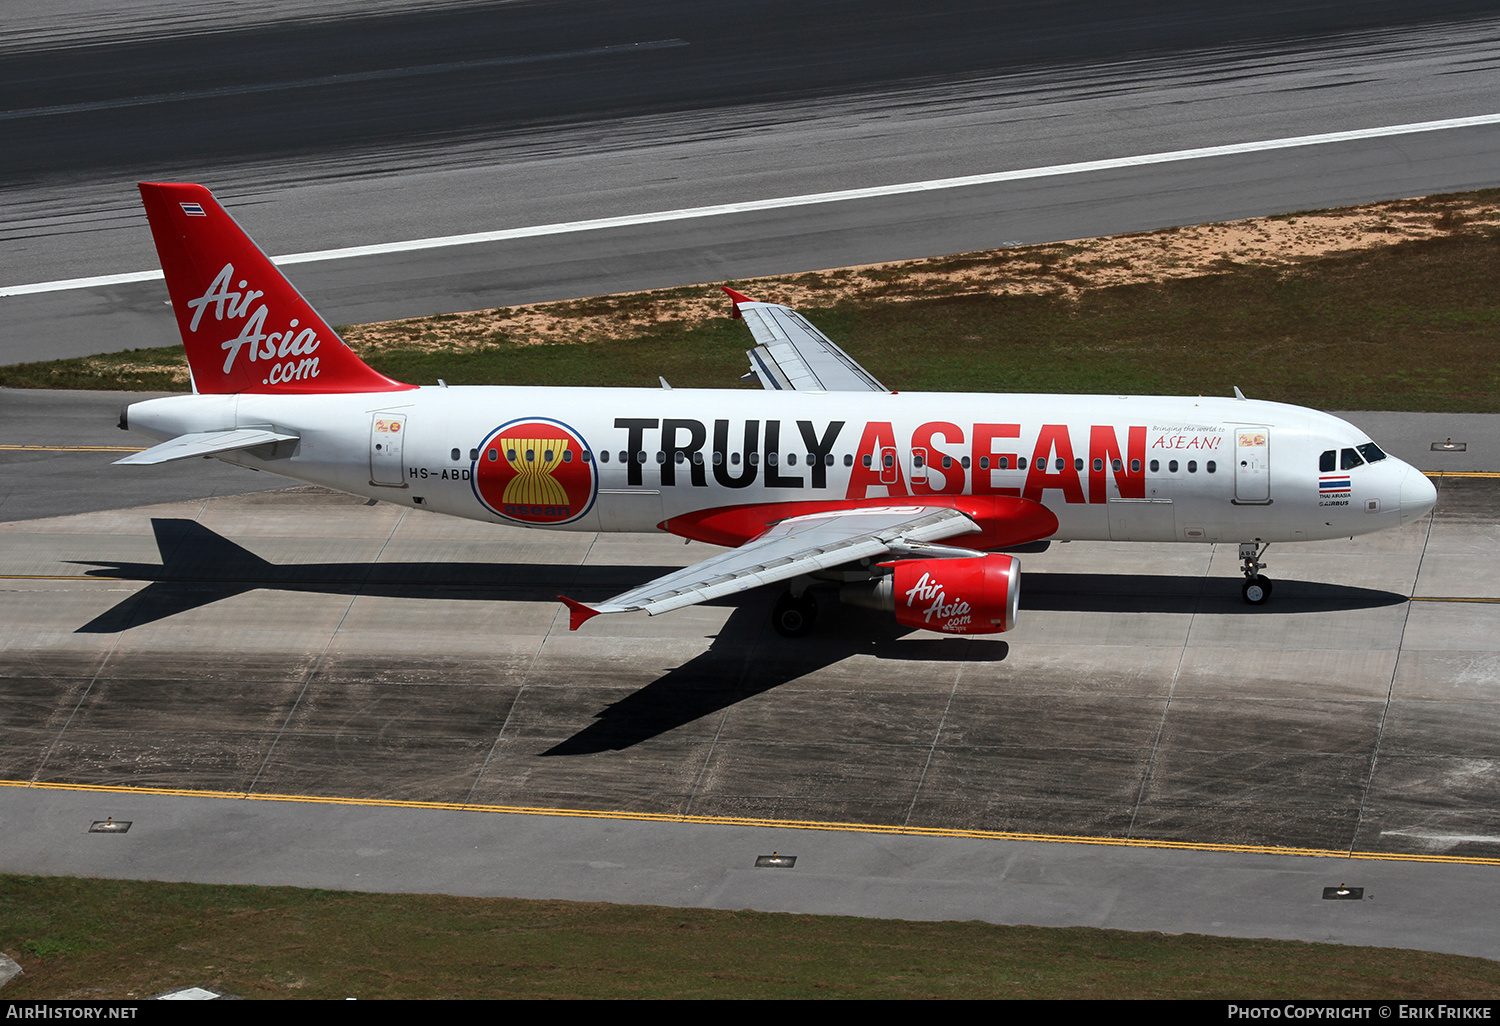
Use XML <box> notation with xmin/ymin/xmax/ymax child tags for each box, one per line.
<box><xmin>1239</xmin><ymin>542</ymin><xmax>1272</xmax><ymax>605</ymax></box>
<box><xmin>772</xmin><ymin>590</ymin><xmax>818</xmax><ymax>637</ymax></box>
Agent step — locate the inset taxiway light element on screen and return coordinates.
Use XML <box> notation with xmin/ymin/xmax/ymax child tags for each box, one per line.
<box><xmin>153</xmin><ymin>986</ymin><xmax>225</xmax><ymax>1000</ymax></box>
<box><xmin>755</xmin><ymin>853</ymin><xmax>796</xmax><ymax>868</ymax></box>
<box><xmin>1432</xmin><ymin>439</ymin><xmax>1467</xmax><ymax>451</ymax></box>
<box><xmin>88</xmin><ymin>817</ymin><xmax>130</xmax><ymax>833</ymax></box>
<box><xmin>1321</xmin><ymin>884</ymin><xmax>1363</xmax><ymax>900</ymax></box>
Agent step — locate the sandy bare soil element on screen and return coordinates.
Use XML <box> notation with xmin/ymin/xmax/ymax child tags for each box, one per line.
<box><xmin>331</xmin><ymin>192</ymin><xmax>1496</xmax><ymax>353</ymax></box>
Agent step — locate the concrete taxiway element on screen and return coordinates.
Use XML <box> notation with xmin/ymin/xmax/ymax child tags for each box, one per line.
<box><xmin>1</xmin><ymin>397</ymin><xmax>1498</xmax><ymax>957</ymax></box>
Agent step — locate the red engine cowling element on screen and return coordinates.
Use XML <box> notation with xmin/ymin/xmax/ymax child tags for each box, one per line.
<box><xmin>886</xmin><ymin>555</ymin><xmax>1020</xmax><ymax>634</ymax></box>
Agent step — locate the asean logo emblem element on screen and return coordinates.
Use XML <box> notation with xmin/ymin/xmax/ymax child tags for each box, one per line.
<box><xmin>473</xmin><ymin>418</ymin><xmax>596</xmax><ymax>526</ymax></box>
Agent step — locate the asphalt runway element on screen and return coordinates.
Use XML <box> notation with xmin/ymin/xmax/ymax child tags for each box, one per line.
<box><xmin>2</xmin><ymin>394</ymin><xmax>1500</xmax><ymax>956</ymax></box>
<box><xmin>7</xmin><ymin>1</ymin><xmax>1500</xmax><ymax>362</ymax></box>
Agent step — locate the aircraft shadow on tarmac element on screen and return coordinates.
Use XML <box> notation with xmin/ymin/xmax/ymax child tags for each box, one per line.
<box><xmin>73</xmin><ymin>519</ymin><xmax>1409</xmax><ymax>632</ymax></box>
<box><xmin>70</xmin><ymin>519</ymin><xmax>1409</xmax><ymax>754</ymax></box>
<box><xmin>543</xmin><ymin>567</ymin><xmax>1409</xmax><ymax>755</ymax></box>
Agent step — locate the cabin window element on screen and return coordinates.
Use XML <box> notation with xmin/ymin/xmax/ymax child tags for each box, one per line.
<box><xmin>487</xmin><ymin>449</ymin><xmax>498</xmax><ymax>462</ymax></box>
<box><xmin>674</xmin><ymin>451</ymin><xmax>685</xmax><ymax>464</ymax></box>
<box><xmin>843</xmin><ymin>454</ymin><xmax>853</xmax><ymax>467</ymax></box>
<box><xmin>884</xmin><ymin>453</ymin><xmax>895</xmax><ymax>469</ymax></box>
<box><xmin>563</xmin><ymin>450</ymin><xmax>573</xmax><ymax>463</ymax></box>
<box><xmin>1168</xmin><ymin>460</ymin><xmax>1178</xmax><ymax>473</ymax></box>
<box><xmin>979</xmin><ymin>457</ymin><xmax>990</xmax><ymax>470</ymax></box>
<box><xmin>1113</xmin><ymin>459</ymin><xmax>1123</xmax><ymax>472</ymax></box>
<box><xmin>1188</xmin><ymin>461</ymin><xmax>1197</xmax><ymax>473</ymax></box>
<box><xmin>1017</xmin><ymin>457</ymin><xmax>1027</xmax><ymax>470</ymax></box>
<box><xmin>942</xmin><ymin>456</ymin><xmax>952</xmax><ymax>469</ymax></box>
<box><xmin>1206</xmin><ymin>460</ymin><xmax>1215</xmax><ymax>473</ymax></box>
<box><xmin>692</xmin><ymin>451</ymin><xmax>703</xmax><ymax>465</ymax></box>
<box><xmin>1357</xmin><ymin>443</ymin><xmax>1388</xmax><ymax>464</ymax></box>
<box><xmin>1341</xmin><ymin>447</ymin><xmax>1364</xmax><ymax>470</ymax></box>
<box><xmin>786</xmin><ymin>453</ymin><xmax>797</xmax><ymax>466</ymax></box>
<box><xmin>450</xmin><ymin>448</ymin><xmax>461</xmax><ymax>461</ymax></box>
<box><xmin>637</xmin><ymin>450</ymin><xmax>647</xmax><ymax>463</ymax></box>
<box><xmin>599</xmin><ymin>450</ymin><xmax>609</xmax><ymax>463</ymax></box>
<box><xmin>768</xmin><ymin>452</ymin><xmax>779</xmax><ymax>466</ymax></box>
<box><xmin>1130</xmin><ymin>459</ymin><xmax>1140</xmax><ymax>473</ymax></box>
<box><xmin>655</xmin><ymin>451</ymin><xmax>666</xmax><ymax>464</ymax></box>
<box><xmin>713</xmin><ymin>451</ymin><xmax>723</xmax><ymax>465</ymax></box>
<box><xmin>1149</xmin><ymin>459</ymin><xmax>1159</xmax><ymax>472</ymax></box>
<box><xmin>750</xmin><ymin>453</ymin><xmax>760</xmax><ymax>465</ymax></box>
<box><xmin>1093</xmin><ymin>458</ymin><xmax>1104</xmax><ymax>472</ymax></box>
<box><xmin>1320</xmin><ymin>449</ymin><xmax>1336</xmax><ymax>473</ymax></box>
<box><xmin>507</xmin><ymin>448</ymin><xmax>518</xmax><ymax>461</ymax></box>
<box><xmin>961</xmin><ymin>456</ymin><xmax>971</xmax><ymax>469</ymax></box>
<box><xmin>862</xmin><ymin>454</ymin><xmax>872</xmax><ymax>468</ymax></box>
<box><xmin>913</xmin><ymin>454</ymin><xmax>925</xmax><ymax>468</ymax></box>
<box><xmin>732</xmin><ymin>452</ymin><xmax>741</xmax><ymax>465</ymax></box>
<box><xmin>469</xmin><ymin>448</ymin><xmax>479</xmax><ymax>461</ymax></box>
<box><xmin>1054</xmin><ymin>458</ymin><xmax>1065</xmax><ymax>471</ymax></box>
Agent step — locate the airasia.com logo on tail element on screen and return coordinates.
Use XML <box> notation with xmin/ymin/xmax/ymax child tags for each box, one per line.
<box><xmin>473</xmin><ymin>418</ymin><xmax>598</xmax><ymax>526</ymax></box>
<box><xmin>186</xmin><ymin>263</ymin><xmax>322</xmax><ymax>385</ymax></box>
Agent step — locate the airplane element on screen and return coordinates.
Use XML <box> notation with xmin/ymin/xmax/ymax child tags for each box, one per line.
<box><xmin>115</xmin><ymin>182</ymin><xmax>1438</xmax><ymax>638</ymax></box>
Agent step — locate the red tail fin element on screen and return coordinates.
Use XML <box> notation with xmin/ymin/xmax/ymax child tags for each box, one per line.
<box><xmin>139</xmin><ymin>183</ymin><xmax>413</xmax><ymax>395</ymax></box>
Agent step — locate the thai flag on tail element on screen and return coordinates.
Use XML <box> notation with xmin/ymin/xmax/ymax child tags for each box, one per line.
<box><xmin>179</xmin><ymin>202</ymin><xmax>206</xmax><ymax>216</ymax></box>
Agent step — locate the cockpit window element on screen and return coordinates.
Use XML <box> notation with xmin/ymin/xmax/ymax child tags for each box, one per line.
<box><xmin>1356</xmin><ymin>442</ymin><xmax>1387</xmax><ymax>464</ymax></box>
<box><xmin>1340</xmin><ymin>447</ymin><xmax>1364</xmax><ymax>471</ymax></box>
<box><xmin>1320</xmin><ymin>449</ymin><xmax>1336</xmax><ymax>473</ymax></box>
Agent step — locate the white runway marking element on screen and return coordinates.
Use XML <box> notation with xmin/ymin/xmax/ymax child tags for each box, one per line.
<box><xmin>7</xmin><ymin>110</ymin><xmax>1500</xmax><ymax>299</ymax></box>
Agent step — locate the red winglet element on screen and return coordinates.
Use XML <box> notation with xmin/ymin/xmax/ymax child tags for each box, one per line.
<box><xmin>558</xmin><ymin>596</ymin><xmax>602</xmax><ymax>631</ymax></box>
<box><xmin>721</xmin><ymin>286</ymin><xmax>755</xmax><ymax>319</ymax></box>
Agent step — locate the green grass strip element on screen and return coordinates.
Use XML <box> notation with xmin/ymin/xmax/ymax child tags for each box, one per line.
<box><xmin>3</xmin><ymin>874</ymin><xmax>1499</xmax><ymax>999</ymax></box>
<box><xmin>6</xmin><ymin>216</ymin><xmax>1500</xmax><ymax>413</ymax></box>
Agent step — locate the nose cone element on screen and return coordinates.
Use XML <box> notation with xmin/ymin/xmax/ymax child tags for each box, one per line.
<box><xmin>1399</xmin><ymin>466</ymin><xmax>1438</xmax><ymax>525</ymax></box>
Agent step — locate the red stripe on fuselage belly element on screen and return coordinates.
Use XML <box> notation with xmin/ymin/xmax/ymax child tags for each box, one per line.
<box><xmin>661</xmin><ymin>495</ymin><xmax>1059</xmax><ymax>549</ymax></box>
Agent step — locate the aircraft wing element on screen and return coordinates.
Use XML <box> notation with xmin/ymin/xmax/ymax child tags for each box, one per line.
<box><xmin>560</xmin><ymin>505</ymin><xmax>978</xmax><ymax>629</ymax></box>
<box><xmin>114</xmin><ymin>428</ymin><xmax>300</xmax><ymax>465</ymax></box>
<box><xmin>726</xmin><ymin>289</ymin><xmax>887</xmax><ymax>392</ymax></box>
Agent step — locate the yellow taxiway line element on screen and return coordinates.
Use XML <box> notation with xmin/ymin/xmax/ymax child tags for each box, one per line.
<box><xmin>3</xmin><ymin>778</ymin><xmax>1496</xmax><ymax>867</ymax></box>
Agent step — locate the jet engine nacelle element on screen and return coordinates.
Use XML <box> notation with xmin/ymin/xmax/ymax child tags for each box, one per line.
<box><xmin>844</xmin><ymin>554</ymin><xmax>1020</xmax><ymax>634</ymax></box>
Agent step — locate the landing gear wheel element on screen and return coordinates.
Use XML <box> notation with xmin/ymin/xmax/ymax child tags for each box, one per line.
<box><xmin>772</xmin><ymin>592</ymin><xmax>818</xmax><ymax>637</ymax></box>
<box><xmin>1242</xmin><ymin>576</ymin><xmax>1273</xmax><ymax>605</ymax></box>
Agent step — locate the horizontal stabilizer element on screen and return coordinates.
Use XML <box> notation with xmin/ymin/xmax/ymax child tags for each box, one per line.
<box><xmin>114</xmin><ymin>428</ymin><xmax>300</xmax><ymax>465</ymax></box>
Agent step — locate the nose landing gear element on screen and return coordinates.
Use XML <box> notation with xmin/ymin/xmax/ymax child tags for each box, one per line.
<box><xmin>1239</xmin><ymin>542</ymin><xmax>1272</xmax><ymax>604</ymax></box>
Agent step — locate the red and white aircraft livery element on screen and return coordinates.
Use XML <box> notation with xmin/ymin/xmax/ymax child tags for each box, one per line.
<box><xmin>118</xmin><ymin>183</ymin><xmax>1437</xmax><ymax>637</ymax></box>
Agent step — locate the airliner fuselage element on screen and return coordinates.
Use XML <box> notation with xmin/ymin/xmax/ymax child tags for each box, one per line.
<box><xmin>123</xmin><ymin>387</ymin><xmax>1432</xmax><ymax>545</ymax></box>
